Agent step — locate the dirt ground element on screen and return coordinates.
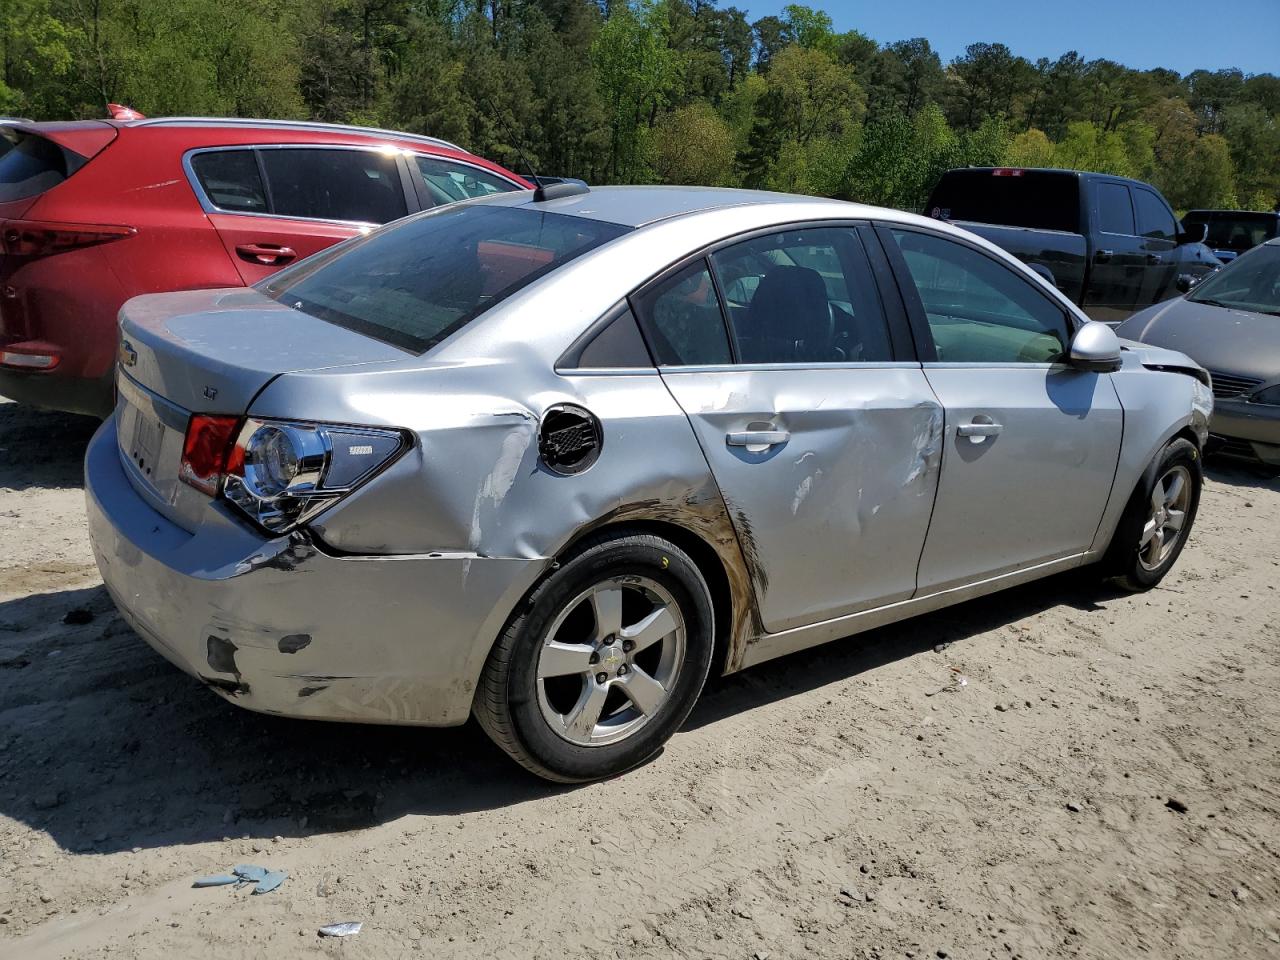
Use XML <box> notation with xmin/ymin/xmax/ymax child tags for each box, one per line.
<box><xmin>1</xmin><ymin>394</ymin><xmax>1278</xmax><ymax>960</ymax></box>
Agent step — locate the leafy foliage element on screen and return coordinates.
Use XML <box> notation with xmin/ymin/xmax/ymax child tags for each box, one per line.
<box><xmin>4</xmin><ymin>0</ymin><xmax>1277</xmax><ymax>212</ymax></box>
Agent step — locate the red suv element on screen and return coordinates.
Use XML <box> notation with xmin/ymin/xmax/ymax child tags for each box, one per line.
<box><xmin>0</xmin><ymin>117</ymin><xmax>530</xmax><ymax>416</ymax></box>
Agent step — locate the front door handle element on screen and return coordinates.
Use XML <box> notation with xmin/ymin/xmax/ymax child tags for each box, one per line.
<box><xmin>1095</xmin><ymin>249</ymin><xmax>1114</xmax><ymax>263</ymax></box>
<box><xmin>236</xmin><ymin>243</ymin><xmax>297</xmax><ymax>266</ymax></box>
<box><xmin>727</xmin><ymin>429</ymin><xmax>790</xmax><ymax>449</ymax></box>
<box><xmin>1146</xmin><ymin>253</ymin><xmax>1164</xmax><ymax>265</ymax></box>
<box><xmin>957</xmin><ymin>419</ymin><xmax>1003</xmax><ymax>443</ymax></box>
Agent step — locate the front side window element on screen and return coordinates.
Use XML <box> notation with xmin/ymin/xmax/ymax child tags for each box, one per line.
<box><xmin>710</xmin><ymin>227</ymin><xmax>893</xmax><ymax>363</ymax></box>
<box><xmin>1134</xmin><ymin>189</ymin><xmax>1176</xmax><ymax>243</ymax></box>
<box><xmin>416</xmin><ymin>156</ymin><xmax>519</xmax><ymax>205</ymax></box>
<box><xmin>260</xmin><ymin>148</ymin><xmax>407</xmax><ymax>224</ymax></box>
<box><xmin>190</xmin><ymin>150</ymin><xmax>268</xmax><ymax>213</ymax></box>
<box><xmin>260</xmin><ymin>204</ymin><xmax>630</xmax><ymax>352</ymax></box>
<box><xmin>640</xmin><ymin>261</ymin><xmax>733</xmax><ymax>366</ymax></box>
<box><xmin>891</xmin><ymin>229</ymin><xmax>1071</xmax><ymax>364</ymax></box>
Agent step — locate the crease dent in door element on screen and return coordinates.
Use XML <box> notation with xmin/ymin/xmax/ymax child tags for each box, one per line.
<box><xmin>905</xmin><ymin>403</ymin><xmax>945</xmax><ymax>485</ymax></box>
<box><xmin>661</xmin><ymin>367</ymin><xmax>945</xmax><ymax>636</ymax></box>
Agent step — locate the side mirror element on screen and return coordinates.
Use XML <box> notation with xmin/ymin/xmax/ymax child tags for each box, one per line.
<box><xmin>1177</xmin><ymin>222</ymin><xmax>1208</xmax><ymax>245</ymax></box>
<box><xmin>1176</xmin><ymin>273</ymin><xmax>1197</xmax><ymax>293</ymax></box>
<box><xmin>1069</xmin><ymin>322</ymin><xmax>1122</xmax><ymax>373</ymax></box>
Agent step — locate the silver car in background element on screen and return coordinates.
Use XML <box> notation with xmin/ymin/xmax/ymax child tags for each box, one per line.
<box><xmin>86</xmin><ymin>185</ymin><xmax>1212</xmax><ymax>781</ymax></box>
<box><xmin>1118</xmin><ymin>238</ymin><xmax>1280</xmax><ymax>471</ymax></box>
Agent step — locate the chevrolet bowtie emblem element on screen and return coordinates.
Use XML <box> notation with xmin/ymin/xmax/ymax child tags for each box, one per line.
<box><xmin>118</xmin><ymin>340</ymin><xmax>138</xmax><ymax>367</ymax></box>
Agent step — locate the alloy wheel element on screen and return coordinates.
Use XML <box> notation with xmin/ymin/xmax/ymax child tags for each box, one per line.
<box><xmin>535</xmin><ymin>576</ymin><xmax>685</xmax><ymax>747</ymax></box>
<box><xmin>1138</xmin><ymin>464</ymin><xmax>1192</xmax><ymax>571</ymax></box>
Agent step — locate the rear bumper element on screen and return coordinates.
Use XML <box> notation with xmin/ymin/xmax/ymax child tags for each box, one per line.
<box><xmin>84</xmin><ymin>416</ymin><xmax>546</xmax><ymax>726</ymax></box>
<box><xmin>0</xmin><ymin>368</ymin><xmax>114</xmax><ymax>418</ymax></box>
<box><xmin>1211</xmin><ymin>399</ymin><xmax>1280</xmax><ymax>464</ymax></box>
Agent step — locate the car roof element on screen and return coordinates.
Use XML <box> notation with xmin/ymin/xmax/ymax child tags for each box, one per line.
<box><xmin>115</xmin><ymin>117</ymin><xmax>464</xmax><ymax>152</ymax></box>
<box><xmin>478</xmin><ymin>185</ymin><xmax>863</xmax><ymax>228</ymax></box>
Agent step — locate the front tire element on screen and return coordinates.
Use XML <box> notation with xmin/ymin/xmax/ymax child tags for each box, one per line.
<box><xmin>1103</xmin><ymin>437</ymin><xmax>1202</xmax><ymax>591</ymax></box>
<box><xmin>475</xmin><ymin>531</ymin><xmax>715</xmax><ymax>782</ymax></box>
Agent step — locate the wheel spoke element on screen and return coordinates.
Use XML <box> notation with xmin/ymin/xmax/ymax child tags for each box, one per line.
<box><xmin>619</xmin><ymin>666</ymin><xmax>666</xmax><ymax>716</ymax></box>
<box><xmin>1150</xmin><ymin>482</ymin><xmax>1165</xmax><ymax>515</ymax></box>
<box><xmin>622</xmin><ymin>605</ymin><xmax>677</xmax><ymax>654</ymax></box>
<box><xmin>1164</xmin><ymin>472</ymin><xmax>1185</xmax><ymax>506</ymax></box>
<box><xmin>1145</xmin><ymin>527</ymin><xmax>1164</xmax><ymax>563</ymax></box>
<box><xmin>1165</xmin><ymin>508</ymin><xmax>1186</xmax><ymax>533</ymax></box>
<box><xmin>537</xmin><ymin>641</ymin><xmax>596</xmax><ymax>679</ymax></box>
<box><xmin>1139</xmin><ymin>517</ymin><xmax>1159</xmax><ymax>549</ymax></box>
<box><xmin>591</xmin><ymin>587</ymin><xmax>624</xmax><ymax>643</ymax></box>
<box><xmin>564</xmin><ymin>682</ymin><xmax>609</xmax><ymax>740</ymax></box>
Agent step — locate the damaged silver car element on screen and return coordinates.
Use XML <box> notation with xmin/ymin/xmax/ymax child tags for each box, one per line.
<box><xmin>86</xmin><ymin>184</ymin><xmax>1213</xmax><ymax>781</ymax></box>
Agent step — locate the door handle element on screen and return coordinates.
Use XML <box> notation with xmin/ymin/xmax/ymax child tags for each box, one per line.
<box><xmin>236</xmin><ymin>243</ymin><xmax>297</xmax><ymax>266</ymax></box>
<box><xmin>957</xmin><ymin>419</ymin><xmax>1003</xmax><ymax>442</ymax></box>
<box><xmin>726</xmin><ymin>429</ymin><xmax>790</xmax><ymax>448</ymax></box>
<box><xmin>1094</xmin><ymin>249</ymin><xmax>1114</xmax><ymax>263</ymax></box>
<box><xmin>1146</xmin><ymin>253</ymin><xmax>1164</xmax><ymax>265</ymax></box>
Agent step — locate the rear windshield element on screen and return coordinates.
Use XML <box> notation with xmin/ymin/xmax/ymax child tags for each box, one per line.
<box><xmin>0</xmin><ymin>129</ymin><xmax>82</xmax><ymax>202</ymax></box>
<box><xmin>1182</xmin><ymin>212</ymin><xmax>1279</xmax><ymax>252</ymax></box>
<box><xmin>260</xmin><ymin>203</ymin><xmax>630</xmax><ymax>353</ymax></box>
<box><xmin>926</xmin><ymin>170</ymin><xmax>1080</xmax><ymax>233</ymax></box>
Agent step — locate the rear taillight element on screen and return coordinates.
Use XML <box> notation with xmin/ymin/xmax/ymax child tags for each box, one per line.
<box><xmin>179</xmin><ymin>415</ymin><xmax>241</xmax><ymax>496</ymax></box>
<box><xmin>222</xmin><ymin>419</ymin><xmax>407</xmax><ymax>533</ymax></box>
<box><xmin>0</xmin><ymin>219</ymin><xmax>136</xmax><ymax>257</ymax></box>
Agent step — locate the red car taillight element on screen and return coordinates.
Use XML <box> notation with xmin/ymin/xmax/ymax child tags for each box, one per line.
<box><xmin>178</xmin><ymin>414</ymin><xmax>241</xmax><ymax>496</ymax></box>
<box><xmin>0</xmin><ymin>218</ymin><xmax>136</xmax><ymax>257</ymax></box>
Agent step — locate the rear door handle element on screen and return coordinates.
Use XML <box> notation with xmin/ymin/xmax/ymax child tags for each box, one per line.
<box><xmin>957</xmin><ymin>420</ymin><xmax>1003</xmax><ymax>442</ymax></box>
<box><xmin>236</xmin><ymin>243</ymin><xmax>297</xmax><ymax>266</ymax></box>
<box><xmin>727</xmin><ymin>429</ymin><xmax>790</xmax><ymax>448</ymax></box>
<box><xmin>1094</xmin><ymin>249</ymin><xmax>1114</xmax><ymax>263</ymax></box>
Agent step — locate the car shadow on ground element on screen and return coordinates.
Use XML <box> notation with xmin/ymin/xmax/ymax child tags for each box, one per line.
<box><xmin>0</xmin><ymin>565</ymin><xmax>1126</xmax><ymax>857</ymax></box>
<box><xmin>0</xmin><ymin>400</ymin><xmax>99</xmax><ymax>491</ymax></box>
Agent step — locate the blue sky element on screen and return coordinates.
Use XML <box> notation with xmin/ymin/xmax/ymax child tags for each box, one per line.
<box><xmin>743</xmin><ymin>0</ymin><xmax>1279</xmax><ymax>75</ymax></box>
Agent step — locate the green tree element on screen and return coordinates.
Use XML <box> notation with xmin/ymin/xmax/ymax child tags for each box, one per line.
<box><xmin>652</xmin><ymin>100</ymin><xmax>734</xmax><ymax>184</ymax></box>
<box><xmin>592</xmin><ymin>1</ymin><xmax>675</xmax><ymax>180</ymax></box>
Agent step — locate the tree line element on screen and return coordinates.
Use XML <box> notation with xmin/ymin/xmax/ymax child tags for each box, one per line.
<box><xmin>4</xmin><ymin>0</ymin><xmax>1278</xmax><ymax>214</ymax></box>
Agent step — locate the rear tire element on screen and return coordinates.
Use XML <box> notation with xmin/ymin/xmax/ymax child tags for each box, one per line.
<box><xmin>474</xmin><ymin>531</ymin><xmax>714</xmax><ymax>782</ymax></box>
<box><xmin>1103</xmin><ymin>437</ymin><xmax>1202</xmax><ymax>592</ymax></box>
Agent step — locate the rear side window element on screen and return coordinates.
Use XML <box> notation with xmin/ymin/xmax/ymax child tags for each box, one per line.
<box><xmin>926</xmin><ymin>171</ymin><xmax>1080</xmax><ymax>233</ymax></box>
<box><xmin>637</xmin><ymin>261</ymin><xmax>733</xmax><ymax>366</ymax></box>
<box><xmin>189</xmin><ymin>150</ymin><xmax>267</xmax><ymax>213</ymax></box>
<box><xmin>0</xmin><ymin>130</ymin><xmax>83</xmax><ymax>202</ymax></box>
<box><xmin>710</xmin><ymin>227</ymin><xmax>893</xmax><ymax>364</ymax></box>
<box><xmin>260</xmin><ymin>149</ymin><xmax>407</xmax><ymax>224</ymax></box>
<box><xmin>260</xmin><ymin>204</ymin><xmax>630</xmax><ymax>353</ymax></box>
<box><xmin>1096</xmin><ymin>183</ymin><xmax>1135</xmax><ymax>235</ymax></box>
<box><xmin>1134</xmin><ymin>189</ymin><xmax>1176</xmax><ymax>243</ymax></box>
<box><xmin>415</xmin><ymin>156</ymin><xmax>518</xmax><ymax>205</ymax></box>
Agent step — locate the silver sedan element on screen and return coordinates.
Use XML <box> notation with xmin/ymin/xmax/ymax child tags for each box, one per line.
<box><xmin>86</xmin><ymin>185</ymin><xmax>1213</xmax><ymax>781</ymax></box>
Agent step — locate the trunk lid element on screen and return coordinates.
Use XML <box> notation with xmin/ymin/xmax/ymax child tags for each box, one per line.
<box><xmin>118</xmin><ymin>286</ymin><xmax>409</xmax><ymax>413</ymax></box>
<box><xmin>114</xmin><ymin>287</ymin><xmax>410</xmax><ymax>532</ymax></box>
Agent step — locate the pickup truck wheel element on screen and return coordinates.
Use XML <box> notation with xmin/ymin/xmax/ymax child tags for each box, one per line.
<box><xmin>474</xmin><ymin>532</ymin><xmax>714</xmax><ymax>783</ymax></box>
<box><xmin>1103</xmin><ymin>438</ymin><xmax>1202</xmax><ymax>592</ymax></box>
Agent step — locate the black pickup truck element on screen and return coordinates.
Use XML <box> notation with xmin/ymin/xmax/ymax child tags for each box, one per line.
<box><xmin>924</xmin><ymin>168</ymin><xmax>1217</xmax><ymax>322</ymax></box>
